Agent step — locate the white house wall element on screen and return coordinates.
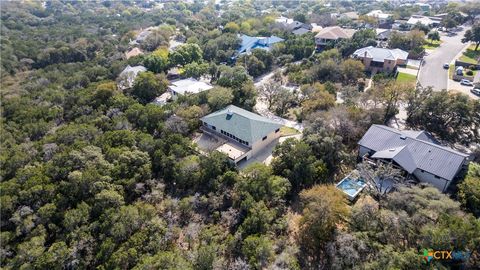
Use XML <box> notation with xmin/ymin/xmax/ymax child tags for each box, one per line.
<box><xmin>412</xmin><ymin>168</ymin><xmax>450</xmax><ymax>192</ymax></box>
<box><xmin>250</xmin><ymin>130</ymin><xmax>281</xmax><ymax>158</ymax></box>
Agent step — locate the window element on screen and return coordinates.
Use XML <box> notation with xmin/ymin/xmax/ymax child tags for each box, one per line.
<box><xmin>212</xmin><ymin>126</ymin><xmax>216</xmax><ymax>130</ymax></box>
<box><xmin>203</xmin><ymin>121</ymin><xmax>207</xmax><ymax>126</ymax></box>
<box><xmin>371</xmin><ymin>61</ymin><xmax>384</xmax><ymax>68</ymax></box>
<box><xmin>246</xmin><ymin>142</ymin><xmax>249</xmax><ymax>146</ymax></box>
<box><xmin>434</xmin><ymin>175</ymin><xmax>441</xmax><ymax>179</ymax></box>
<box><xmin>262</xmin><ymin>136</ymin><xmax>267</xmax><ymax>141</ymax></box>
<box><xmin>275</xmin><ymin>128</ymin><xmax>280</xmax><ymax>133</ymax></box>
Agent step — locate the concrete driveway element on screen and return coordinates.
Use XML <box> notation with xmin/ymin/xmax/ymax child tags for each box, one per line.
<box><xmin>448</xmin><ymin>80</ymin><xmax>480</xmax><ymax>100</ymax></box>
<box><xmin>237</xmin><ymin>134</ymin><xmax>302</xmax><ymax>169</ymax></box>
<box><xmin>418</xmin><ymin>28</ymin><xmax>469</xmax><ymax>91</ymax></box>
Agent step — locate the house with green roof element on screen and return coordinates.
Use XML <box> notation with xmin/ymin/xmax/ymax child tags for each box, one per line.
<box><xmin>200</xmin><ymin>105</ymin><xmax>283</xmax><ymax>164</ymax></box>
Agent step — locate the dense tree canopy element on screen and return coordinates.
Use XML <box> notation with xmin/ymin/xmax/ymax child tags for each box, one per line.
<box><xmin>1</xmin><ymin>1</ymin><xmax>479</xmax><ymax>269</ymax></box>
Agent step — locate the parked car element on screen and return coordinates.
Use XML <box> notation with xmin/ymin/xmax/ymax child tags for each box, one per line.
<box><xmin>460</xmin><ymin>79</ymin><xmax>474</xmax><ymax>86</ymax></box>
<box><xmin>443</xmin><ymin>63</ymin><xmax>449</xmax><ymax>69</ymax></box>
<box><xmin>471</xmin><ymin>88</ymin><xmax>480</xmax><ymax>96</ymax></box>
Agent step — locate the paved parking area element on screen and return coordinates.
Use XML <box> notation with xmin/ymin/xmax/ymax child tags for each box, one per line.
<box><xmin>237</xmin><ymin>134</ymin><xmax>302</xmax><ymax>169</ymax></box>
<box><xmin>448</xmin><ymin>80</ymin><xmax>479</xmax><ymax>100</ymax></box>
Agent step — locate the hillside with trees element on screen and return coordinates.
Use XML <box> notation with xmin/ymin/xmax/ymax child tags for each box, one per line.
<box><xmin>1</xmin><ymin>1</ymin><xmax>479</xmax><ymax>269</ymax></box>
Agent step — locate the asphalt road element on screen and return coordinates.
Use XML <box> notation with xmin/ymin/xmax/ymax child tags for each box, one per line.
<box><xmin>418</xmin><ymin>28</ymin><xmax>469</xmax><ymax>91</ymax></box>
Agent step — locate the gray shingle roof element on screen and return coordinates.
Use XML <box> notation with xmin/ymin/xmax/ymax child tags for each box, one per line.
<box><xmin>352</xmin><ymin>46</ymin><xmax>408</xmax><ymax>62</ymax></box>
<box><xmin>359</xmin><ymin>125</ymin><xmax>468</xmax><ymax>180</ymax></box>
<box><xmin>201</xmin><ymin>105</ymin><xmax>283</xmax><ymax>145</ymax></box>
<box><xmin>169</xmin><ymin>78</ymin><xmax>213</xmax><ymax>95</ymax></box>
<box><xmin>292</xmin><ymin>27</ymin><xmax>310</xmax><ymax>35</ymax></box>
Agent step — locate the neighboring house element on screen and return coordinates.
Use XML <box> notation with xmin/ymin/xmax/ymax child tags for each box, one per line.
<box><xmin>358</xmin><ymin>125</ymin><xmax>469</xmax><ymax>192</ymax></box>
<box><xmin>339</xmin><ymin>11</ymin><xmax>359</xmax><ymax>21</ymax></box>
<box><xmin>375</xmin><ymin>28</ymin><xmax>392</xmax><ymax>41</ymax></box>
<box><xmin>125</xmin><ymin>47</ymin><xmax>144</xmax><ymax>59</ymax></box>
<box><xmin>366</xmin><ymin>10</ymin><xmax>392</xmax><ymax>24</ymax></box>
<box><xmin>392</xmin><ymin>19</ymin><xmax>409</xmax><ymax>31</ymax></box>
<box><xmin>274</xmin><ymin>16</ymin><xmax>304</xmax><ymax>31</ymax></box>
<box><xmin>314</xmin><ymin>26</ymin><xmax>356</xmax><ymax>48</ymax></box>
<box><xmin>407</xmin><ymin>15</ymin><xmax>441</xmax><ymax>27</ymax></box>
<box><xmin>129</xmin><ymin>26</ymin><xmax>157</xmax><ymax>45</ymax></box>
<box><xmin>352</xmin><ymin>46</ymin><xmax>408</xmax><ymax>73</ymax></box>
<box><xmin>200</xmin><ymin>105</ymin><xmax>283</xmax><ymax>164</ymax></box>
<box><xmin>169</xmin><ymin>78</ymin><xmax>213</xmax><ymax>99</ymax></box>
<box><xmin>152</xmin><ymin>91</ymin><xmax>172</xmax><ymax>106</ymax></box>
<box><xmin>237</xmin><ymin>34</ymin><xmax>284</xmax><ymax>55</ymax></box>
<box><xmin>274</xmin><ymin>16</ymin><xmax>312</xmax><ymax>35</ymax></box>
<box><xmin>292</xmin><ymin>27</ymin><xmax>310</xmax><ymax>36</ymax></box>
<box><xmin>117</xmin><ymin>65</ymin><xmax>147</xmax><ymax>90</ymax></box>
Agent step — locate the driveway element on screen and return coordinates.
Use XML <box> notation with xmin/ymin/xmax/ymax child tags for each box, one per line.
<box><xmin>448</xmin><ymin>80</ymin><xmax>479</xmax><ymax>100</ymax></box>
<box><xmin>418</xmin><ymin>28</ymin><xmax>470</xmax><ymax>91</ymax></box>
<box><xmin>237</xmin><ymin>134</ymin><xmax>302</xmax><ymax>169</ymax></box>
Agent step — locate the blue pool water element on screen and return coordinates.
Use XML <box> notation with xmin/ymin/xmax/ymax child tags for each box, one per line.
<box><xmin>336</xmin><ymin>177</ymin><xmax>366</xmax><ymax>198</ymax></box>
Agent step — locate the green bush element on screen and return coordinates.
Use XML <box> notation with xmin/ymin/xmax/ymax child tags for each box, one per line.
<box><xmin>466</xmin><ymin>70</ymin><xmax>474</xmax><ymax>76</ymax></box>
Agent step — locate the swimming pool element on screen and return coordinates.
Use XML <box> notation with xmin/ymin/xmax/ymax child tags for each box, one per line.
<box><xmin>336</xmin><ymin>176</ymin><xmax>367</xmax><ymax>200</ymax></box>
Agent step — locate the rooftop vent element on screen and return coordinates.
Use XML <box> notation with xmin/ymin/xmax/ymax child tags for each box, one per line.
<box><xmin>400</xmin><ymin>135</ymin><xmax>406</xmax><ymax>140</ymax></box>
<box><xmin>226</xmin><ymin>110</ymin><xmax>233</xmax><ymax>120</ymax></box>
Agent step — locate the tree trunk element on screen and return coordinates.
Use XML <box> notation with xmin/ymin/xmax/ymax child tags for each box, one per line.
<box><xmin>476</xmin><ymin>42</ymin><xmax>479</xmax><ymax>51</ymax></box>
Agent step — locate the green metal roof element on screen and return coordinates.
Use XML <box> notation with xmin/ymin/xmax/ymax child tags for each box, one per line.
<box><xmin>201</xmin><ymin>105</ymin><xmax>283</xmax><ymax>144</ymax></box>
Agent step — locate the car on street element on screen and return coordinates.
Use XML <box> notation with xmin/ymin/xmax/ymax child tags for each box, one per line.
<box><xmin>443</xmin><ymin>63</ymin><xmax>449</xmax><ymax>69</ymax></box>
<box><xmin>471</xmin><ymin>88</ymin><xmax>480</xmax><ymax>96</ymax></box>
<box><xmin>460</xmin><ymin>79</ymin><xmax>474</xmax><ymax>86</ymax></box>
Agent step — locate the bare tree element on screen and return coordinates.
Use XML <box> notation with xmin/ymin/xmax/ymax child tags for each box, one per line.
<box><xmin>259</xmin><ymin>82</ymin><xmax>282</xmax><ymax>110</ymax></box>
<box><xmin>273</xmin><ymin>87</ymin><xmax>296</xmax><ymax>117</ymax></box>
<box><xmin>357</xmin><ymin>160</ymin><xmax>406</xmax><ymax>202</ymax></box>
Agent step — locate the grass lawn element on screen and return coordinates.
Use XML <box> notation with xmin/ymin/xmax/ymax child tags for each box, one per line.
<box><xmin>396</xmin><ymin>72</ymin><xmax>417</xmax><ymax>83</ymax></box>
<box><xmin>459</xmin><ymin>44</ymin><xmax>480</xmax><ymax>64</ymax></box>
<box><xmin>280</xmin><ymin>126</ymin><xmax>300</xmax><ymax>136</ymax></box>
<box><xmin>448</xmin><ymin>64</ymin><xmax>477</xmax><ymax>79</ymax></box>
<box><xmin>449</xmin><ymin>64</ymin><xmax>454</xmax><ymax>79</ymax></box>
<box><xmin>423</xmin><ymin>39</ymin><xmax>442</xmax><ymax>50</ymax></box>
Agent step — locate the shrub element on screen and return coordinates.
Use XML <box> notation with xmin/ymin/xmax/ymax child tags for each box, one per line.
<box><xmin>466</xmin><ymin>70</ymin><xmax>474</xmax><ymax>76</ymax></box>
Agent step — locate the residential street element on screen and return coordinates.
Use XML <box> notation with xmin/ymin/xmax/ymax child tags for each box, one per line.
<box><xmin>418</xmin><ymin>28</ymin><xmax>469</xmax><ymax>91</ymax></box>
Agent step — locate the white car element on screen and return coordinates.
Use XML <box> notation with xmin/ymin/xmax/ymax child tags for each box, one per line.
<box><xmin>460</xmin><ymin>79</ymin><xmax>473</xmax><ymax>86</ymax></box>
<box><xmin>471</xmin><ymin>88</ymin><xmax>480</xmax><ymax>96</ymax></box>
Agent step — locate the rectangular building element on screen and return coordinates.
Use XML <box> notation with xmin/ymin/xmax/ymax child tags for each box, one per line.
<box><xmin>200</xmin><ymin>105</ymin><xmax>283</xmax><ymax>164</ymax></box>
<box><xmin>358</xmin><ymin>125</ymin><xmax>469</xmax><ymax>192</ymax></box>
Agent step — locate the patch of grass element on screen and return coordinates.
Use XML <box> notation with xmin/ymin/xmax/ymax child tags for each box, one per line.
<box><xmin>280</xmin><ymin>126</ymin><xmax>300</xmax><ymax>136</ymax></box>
<box><xmin>449</xmin><ymin>64</ymin><xmax>454</xmax><ymax>79</ymax></box>
<box><xmin>459</xmin><ymin>44</ymin><xmax>480</xmax><ymax>64</ymax></box>
<box><xmin>406</xmin><ymin>65</ymin><xmax>419</xmax><ymax>70</ymax></box>
<box><xmin>396</xmin><ymin>72</ymin><xmax>417</xmax><ymax>83</ymax></box>
<box><xmin>423</xmin><ymin>39</ymin><xmax>442</xmax><ymax>50</ymax></box>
